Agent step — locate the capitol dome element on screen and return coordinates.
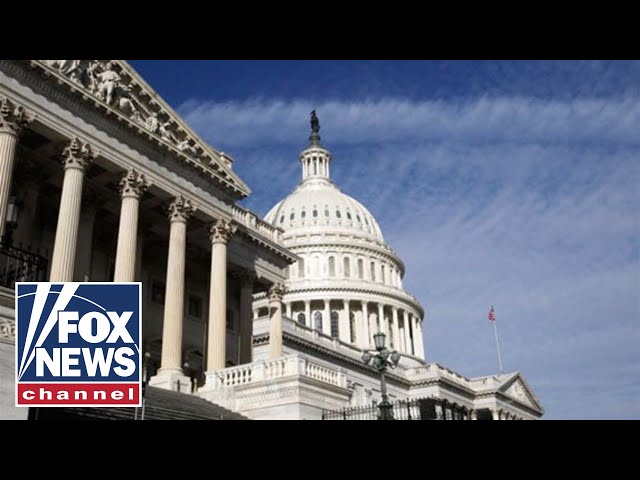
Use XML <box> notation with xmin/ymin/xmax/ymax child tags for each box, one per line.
<box><xmin>265</xmin><ymin>177</ymin><xmax>385</xmax><ymax>242</ymax></box>
<box><xmin>254</xmin><ymin>115</ymin><xmax>425</xmax><ymax>367</ymax></box>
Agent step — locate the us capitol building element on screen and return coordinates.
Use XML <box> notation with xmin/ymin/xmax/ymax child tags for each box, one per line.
<box><xmin>0</xmin><ymin>60</ymin><xmax>543</xmax><ymax>420</ymax></box>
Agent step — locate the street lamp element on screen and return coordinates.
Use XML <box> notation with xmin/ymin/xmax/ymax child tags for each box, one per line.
<box><xmin>362</xmin><ymin>331</ymin><xmax>401</xmax><ymax>420</ymax></box>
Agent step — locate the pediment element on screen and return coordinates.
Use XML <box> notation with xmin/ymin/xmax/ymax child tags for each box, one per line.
<box><xmin>501</xmin><ymin>375</ymin><xmax>543</xmax><ymax>412</ymax></box>
<box><xmin>30</xmin><ymin>60</ymin><xmax>249</xmax><ymax>198</ymax></box>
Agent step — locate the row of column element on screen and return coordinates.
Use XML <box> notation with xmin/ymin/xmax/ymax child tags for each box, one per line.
<box><xmin>0</xmin><ymin>97</ymin><xmax>286</xmax><ymax>392</ymax></box>
<box><xmin>273</xmin><ymin>298</ymin><xmax>424</xmax><ymax>358</ymax></box>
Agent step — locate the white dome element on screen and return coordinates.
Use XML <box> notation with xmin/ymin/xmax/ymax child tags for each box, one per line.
<box><xmin>254</xmin><ymin>126</ymin><xmax>424</xmax><ymax>367</ymax></box>
<box><xmin>265</xmin><ymin>178</ymin><xmax>385</xmax><ymax>242</ymax></box>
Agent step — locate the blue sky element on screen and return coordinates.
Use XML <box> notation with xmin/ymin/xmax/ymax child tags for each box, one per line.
<box><xmin>131</xmin><ymin>60</ymin><xmax>639</xmax><ymax>419</ymax></box>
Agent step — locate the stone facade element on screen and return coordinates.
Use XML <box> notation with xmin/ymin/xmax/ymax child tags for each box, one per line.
<box><xmin>0</xmin><ymin>60</ymin><xmax>296</xmax><ymax>419</ymax></box>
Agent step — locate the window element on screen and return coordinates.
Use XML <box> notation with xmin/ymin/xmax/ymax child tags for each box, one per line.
<box><xmin>313</xmin><ymin>209</ymin><xmax>318</xmax><ymax>218</ymax></box>
<box><xmin>381</xmin><ymin>265</ymin><xmax>385</xmax><ymax>284</ymax></box>
<box><xmin>356</xmin><ymin>214</ymin><xmax>361</xmax><ymax>223</ymax></box>
<box><xmin>298</xmin><ymin>258</ymin><xmax>305</xmax><ymax>279</ymax></box>
<box><xmin>358</xmin><ymin>259</ymin><xmax>364</xmax><ymax>279</ymax></box>
<box><xmin>343</xmin><ymin>257</ymin><xmax>351</xmax><ymax>277</ymax></box>
<box><xmin>336</xmin><ymin>209</ymin><xmax>341</xmax><ymax>218</ymax></box>
<box><xmin>280</xmin><ymin>215</ymin><xmax>284</xmax><ymax>224</ymax></box>
<box><xmin>290</xmin><ymin>211</ymin><xmax>295</xmax><ymax>220</ymax></box>
<box><xmin>301</xmin><ymin>210</ymin><xmax>306</xmax><ymax>219</ymax></box>
<box><xmin>324</xmin><ymin>208</ymin><xmax>330</xmax><ymax>217</ymax></box>
<box><xmin>314</xmin><ymin>311</ymin><xmax>323</xmax><ymax>331</ymax></box>
<box><xmin>188</xmin><ymin>294</ymin><xmax>203</xmax><ymax>318</ymax></box>
<box><xmin>330</xmin><ymin>311</ymin><xmax>339</xmax><ymax>338</ymax></box>
<box><xmin>298</xmin><ymin>312</ymin><xmax>306</xmax><ymax>326</ymax></box>
<box><xmin>350</xmin><ymin>312</ymin><xmax>356</xmax><ymax>343</ymax></box>
<box><xmin>346</xmin><ymin>211</ymin><xmax>352</xmax><ymax>220</ymax></box>
<box><xmin>151</xmin><ymin>280</ymin><xmax>165</xmax><ymax>304</ymax></box>
<box><xmin>370</xmin><ymin>261</ymin><xmax>376</xmax><ymax>281</ymax></box>
<box><xmin>328</xmin><ymin>257</ymin><xmax>335</xmax><ymax>277</ymax></box>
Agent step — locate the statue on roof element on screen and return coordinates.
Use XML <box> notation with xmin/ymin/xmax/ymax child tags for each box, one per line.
<box><xmin>310</xmin><ymin>110</ymin><xmax>320</xmax><ymax>133</ymax></box>
<box><xmin>309</xmin><ymin>110</ymin><xmax>322</xmax><ymax>147</ymax></box>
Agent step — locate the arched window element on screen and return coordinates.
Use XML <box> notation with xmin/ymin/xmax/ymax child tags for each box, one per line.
<box><xmin>328</xmin><ymin>256</ymin><xmax>335</xmax><ymax>277</ymax></box>
<box><xmin>343</xmin><ymin>257</ymin><xmax>351</xmax><ymax>277</ymax></box>
<box><xmin>279</xmin><ymin>215</ymin><xmax>284</xmax><ymax>224</ymax></box>
<box><xmin>356</xmin><ymin>214</ymin><xmax>361</xmax><ymax>223</ymax></box>
<box><xmin>298</xmin><ymin>258</ymin><xmax>305</xmax><ymax>279</ymax></box>
<box><xmin>346</xmin><ymin>211</ymin><xmax>352</xmax><ymax>220</ymax></box>
<box><xmin>350</xmin><ymin>312</ymin><xmax>356</xmax><ymax>343</ymax></box>
<box><xmin>314</xmin><ymin>311</ymin><xmax>323</xmax><ymax>331</ymax></box>
<box><xmin>290</xmin><ymin>211</ymin><xmax>295</xmax><ymax>221</ymax></box>
<box><xmin>301</xmin><ymin>210</ymin><xmax>306</xmax><ymax>219</ymax></box>
<box><xmin>336</xmin><ymin>209</ymin><xmax>341</xmax><ymax>218</ymax></box>
<box><xmin>330</xmin><ymin>311</ymin><xmax>339</xmax><ymax>338</ymax></box>
<box><xmin>313</xmin><ymin>209</ymin><xmax>318</xmax><ymax>218</ymax></box>
<box><xmin>324</xmin><ymin>208</ymin><xmax>330</xmax><ymax>217</ymax></box>
<box><xmin>298</xmin><ymin>312</ymin><xmax>306</xmax><ymax>326</ymax></box>
<box><xmin>370</xmin><ymin>261</ymin><xmax>376</xmax><ymax>281</ymax></box>
<box><xmin>357</xmin><ymin>259</ymin><xmax>364</xmax><ymax>279</ymax></box>
<box><xmin>381</xmin><ymin>265</ymin><xmax>385</xmax><ymax>284</ymax></box>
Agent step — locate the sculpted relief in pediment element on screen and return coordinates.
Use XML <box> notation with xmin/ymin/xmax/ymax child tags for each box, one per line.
<box><xmin>43</xmin><ymin>60</ymin><xmax>202</xmax><ymax>161</ymax></box>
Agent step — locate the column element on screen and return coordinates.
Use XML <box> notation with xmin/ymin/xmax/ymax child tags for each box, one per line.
<box><xmin>206</xmin><ymin>219</ymin><xmax>236</xmax><ymax>372</ymax></box>
<box><xmin>339</xmin><ymin>299</ymin><xmax>350</xmax><ymax>343</ymax></box>
<box><xmin>304</xmin><ymin>300</ymin><xmax>311</xmax><ymax>328</ymax></box>
<box><xmin>398</xmin><ymin>314</ymin><xmax>406</xmax><ymax>352</ymax></box>
<box><xmin>0</xmin><ymin>97</ymin><xmax>31</xmax><ymax>240</ymax></box>
<box><xmin>286</xmin><ymin>302</ymin><xmax>292</xmax><ymax>319</ymax></box>
<box><xmin>492</xmin><ymin>409</ymin><xmax>500</xmax><ymax>421</ymax></box>
<box><xmin>114</xmin><ymin>169</ymin><xmax>150</xmax><ymax>282</ymax></box>
<box><xmin>150</xmin><ymin>195</ymin><xmax>194</xmax><ymax>392</ymax></box>
<box><xmin>237</xmin><ymin>271</ymin><xmax>255</xmax><ymax>365</ymax></box>
<box><xmin>323</xmin><ymin>299</ymin><xmax>331</xmax><ymax>336</ymax></box>
<box><xmin>414</xmin><ymin>317</ymin><xmax>425</xmax><ymax>359</ymax></box>
<box><xmin>470</xmin><ymin>410</ymin><xmax>478</xmax><ymax>420</ymax></box>
<box><xmin>412</xmin><ymin>315</ymin><xmax>423</xmax><ymax>359</ymax></box>
<box><xmin>403</xmin><ymin>311</ymin><xmax>412</xmax><ymax>355</ymax></box>
<box><xmin>73</xmin><ymin>199</ymin><xmax>96</xmax><ymax>281</ymax></box>
<box><xmin>377</xmin><ymin>303</ymin><xmax>385</xmax><ymax>336</ymax></box>
<box><xmin>268</xmin><ymin>283</ymin><xmax>286</xmax><ymax>359</ymax></box>
<box><xmin>391</xmin><ymin>307</ymin><xmax>400</xmax><ymax>351</ymax></box>
<box><xmin>50</xmin><ymin>138</ymin><xmax>95</xmax><ymax>282</ymax></box>
<box><xmin>360</xmin><ymin>301</ymin><xmax>370</xmax><ymax>349</ymax></box>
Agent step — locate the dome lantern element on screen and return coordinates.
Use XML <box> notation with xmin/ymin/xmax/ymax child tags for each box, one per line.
<box><xmin>300</xmin><ymin>110</ymin><xmax>332</xmax><ymax>183</ymax></box>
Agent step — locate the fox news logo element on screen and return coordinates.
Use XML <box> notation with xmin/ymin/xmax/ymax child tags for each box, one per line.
<box><xmin>15</xmin><ymin>282</ymin><xmax>142</xmax><ymax>407</ymax></box>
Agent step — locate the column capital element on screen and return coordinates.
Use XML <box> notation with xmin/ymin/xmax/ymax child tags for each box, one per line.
<box><xmin>168</xmin><ymin>195</ymin><xmax>194</xmax><ymax>223</ymax></box>
<box><xmin>209</xmin><ymin>218</ymin><xmax>236</xmax><ymax>245</ymax></box>
<box><xmin>0</xmin><ymin>97</ymin><xmax>32</xmax><ymax>136</ymax></box>
<box><xmin>119</xmin><ymin>168</ymin><xmax>150</xmax><ymax>199</ymax></box>
<box><xmin>61</xmin><ymin>137</ymin><xmax>95</xmax><ymax>171</ymax></box>
<box><xmin>268</xmin><ymin>283</ymin><xmax>286</xmax><ymax>302</ymax></box>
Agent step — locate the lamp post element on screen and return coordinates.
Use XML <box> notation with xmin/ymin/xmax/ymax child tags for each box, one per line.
<box><xmin>362</xmin><ymin>331</ymin><xmax>400</xmax><ymax>420</ymax></box>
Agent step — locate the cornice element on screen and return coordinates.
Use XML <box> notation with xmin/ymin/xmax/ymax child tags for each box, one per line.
<box><xmin>18</xmin><ymin>60</ymin><xmax>248</xmax><ymax>199</ymax></box>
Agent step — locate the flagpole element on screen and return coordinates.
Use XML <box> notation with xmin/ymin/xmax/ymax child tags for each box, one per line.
<box><xmin>492</xmin><ymin>318</ymin><xmax>504</xmax><ymax>375</ymax></box>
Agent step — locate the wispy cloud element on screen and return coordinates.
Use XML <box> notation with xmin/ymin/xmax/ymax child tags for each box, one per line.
<box><xmin>180</xmin><ymin>93</ymin><xmax>639</xmax><ymax>419</ymax></box>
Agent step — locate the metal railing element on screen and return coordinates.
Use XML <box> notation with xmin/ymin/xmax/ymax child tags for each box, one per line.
<box><xmin>0</xmin><ymin>243</ymin><xmax>48</xmax><ymax>288</ymax></box>
<box><xmin>322</xmin><ymin>397</ymin><xmax>471</xmax><ymax>420</ymax></box>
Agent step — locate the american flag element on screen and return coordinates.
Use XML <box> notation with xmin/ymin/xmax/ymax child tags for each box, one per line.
<box><xmin>488</xmin><ymin>305</ymin><xmax>496</xmax><ymax>322</ymax></box>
